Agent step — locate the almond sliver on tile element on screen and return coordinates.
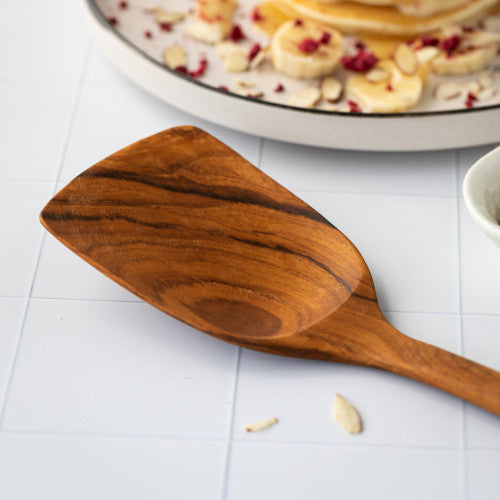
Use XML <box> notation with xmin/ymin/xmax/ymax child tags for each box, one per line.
<box><xmin>333</xmin><ymin>394</ymin><xmax>362</xmax><ymax>434</ymax></box>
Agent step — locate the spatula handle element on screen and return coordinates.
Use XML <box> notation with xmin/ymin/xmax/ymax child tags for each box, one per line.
<box><xmin>382</xmin><ymin>333</ymin><xmax>500</xmax><ymax>416</ymax></box>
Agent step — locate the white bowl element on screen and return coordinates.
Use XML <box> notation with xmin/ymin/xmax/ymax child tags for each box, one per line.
<box><xmin>463</xmin><ymin>146</ymin><xmax>500</xmax><ymax>248</ymax></box>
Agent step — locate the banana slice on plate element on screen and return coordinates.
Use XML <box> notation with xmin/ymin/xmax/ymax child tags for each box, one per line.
<box><xmin>346</xmin><ymin>60</ymin><xmax>423</xmax><ymax>113</ymax></box>
<box><xmin>432</xmin><ymin>45</ymin><xmax>497</xmax><ymax>75</ymax></box>
<box><xmin>431</xmin><ymin>31</ymin><xmax>500</xmax><ymax>75</ymax></box>
<box><xmin>185</xmin><ymin>0</ymin><xmax>238</xmax><ymax>44</ymax></box>
<box><xmin>271</xmin><ymin>19</ymin><xmax>343</xmax><ymax>78</ymax></box>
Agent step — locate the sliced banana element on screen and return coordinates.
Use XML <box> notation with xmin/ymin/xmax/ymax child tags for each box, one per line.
<box><xmin>431</xmin><ymin>29</ymin><xmax>500</xmax><ymax>76</ymax></box>
<box><xmin>431</xmin><ymin>44</ymin><xmax>497</xmax><ymax>75</ymax></box>
<box><xmin>271</xmin><ymin>19</ymin><xmax>343</xmax><ymax>79</ymax></box>
<box><xmin>185</xmin><ymin>0</ymin><xmax>237</xmax><ymax>44</ymax></box>
<box><xmin>346</xmin><ymin>60</ymin><xmax>423</xmax><ymax>113</ymax></box>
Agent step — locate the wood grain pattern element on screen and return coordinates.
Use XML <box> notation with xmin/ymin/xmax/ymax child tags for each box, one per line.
<box><xmin>40</xmin><ymin>126</ymin><xmax>500</xmax><ymax>416</ymax></box>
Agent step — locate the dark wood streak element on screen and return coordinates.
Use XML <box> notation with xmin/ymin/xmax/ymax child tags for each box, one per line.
<box><xmin>39</xmin><ymin>126</ymin><xmax>500</xmax><ymax>417</ymax></box>
<box><xmin>79</xmin><ymin>168</ymin><xmax>334</xmax><ymax>227</ymax></box>
<box><xmin>42</xmin><ymin>210</ymin><xmax>185</xmax><ymax>231</ymax></box>
<box><xmin>228</xmin><ymin>234</ymin><xmax>353</xmax><ymax>293</ymax></box>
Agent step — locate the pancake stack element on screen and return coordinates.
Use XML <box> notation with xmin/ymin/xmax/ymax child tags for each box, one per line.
<box><xmin>275</xmin><ymin>0</ymin><xmax>500</xmax><ymax>36</ymax></box>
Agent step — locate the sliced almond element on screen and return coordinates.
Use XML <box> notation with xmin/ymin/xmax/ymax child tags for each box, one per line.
<box><xmin>476</xmin><ymin>86</ymin><xmax>497</xmax><ymax>101</ymax></box>
<box><xmin>145</xmin><ymin>6</ymin><xmax>165</xmax><ymax>15</ymax></box>
<box><xmin>245</xmin><ymin>416</ymin><xmax>278</xmax><ymax>432</ymax></box>
<box><xmin>185</xmin><ymin>20</ymin><xmax>225</xmax><ymax>44</ymax></box>
<box><xmin>366</xmin><ymin>66</ymin><xmax>390</xmax><ymax>83</ymax></box>
<box><xmin>233</xmin><ymin>78</ymin><xmax>255</xmax><ymax>88</ymax></box>
<box><xmin>157</xmin><ymin>11</ymin><xmax>186</xmax><ymax>24</ymax></box>
<box><xmin>394</xmin><ymin>43</ymin><xmax>418</xmax><ymax>75</ymax></box>
<box><xmin>320</xmin><ymin>77</ymin><xmax>343</xmax><ymax>103</ymax></box>
<box><xmin>215</xmin><ymin>41</ymin><xmax>241</xmax><ymax>60</ymax></box>
<box><xmin>249</xmin><ymin>47</ymin><xmax>268</xmax><ymax>70</ymax></box>
<box><xmin>162</xmin><ymin>45</ymin><xmax>187</xmax><ymax>69</ymax></box>
<box><xmin>478</xmin><ymin>70</ymin><xmax>495</xmax><ymax>90</ymax></box>
<box><xmin>246</xmin><ymin>89</ymin><xmax>264</xmax><ymax>99</ymax></box>
<box><xmin>435</xmin><ymin>81</ymin><xmax>462</xmax><ymax>100</ymax></box>
<box><xmin>333</xmin><ymin>394</ymin><xmax>362</xmax><ymax>434</ymax></box>
<box><xmin>223</xmin><ymin>50</ymin><xmax>249</xmax><ymax>72</ymax></box>
<box><xmin>288</xmin><ymin>87</ymin><xmax>321</xmax><ymax>108</ymax></box>
<box><xmin>415</xmin><ymin>46</ymin><xmax>439</xmax><ymax>64</ymax></box>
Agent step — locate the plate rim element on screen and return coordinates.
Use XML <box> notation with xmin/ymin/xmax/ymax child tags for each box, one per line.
<box><xmin>87</xmin><ymin>0</ymin><xmax>500</xmax><ymax>120</ymax></box>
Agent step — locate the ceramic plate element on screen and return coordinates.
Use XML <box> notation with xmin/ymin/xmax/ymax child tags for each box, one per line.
<box><xmin>85</xmin><ymin>0</ymin><xmax>500</xmax><ymax>151</ymax></box>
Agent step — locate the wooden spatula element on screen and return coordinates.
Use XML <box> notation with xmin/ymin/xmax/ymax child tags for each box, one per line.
<box><xmin>40</xmin><ymin>126</ymin><xmax>500</xmax><ymax>416</ymax></box>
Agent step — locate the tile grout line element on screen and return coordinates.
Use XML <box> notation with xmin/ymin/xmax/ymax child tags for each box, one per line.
<box><xmin>220</xmin><ymin>135</ymin><xmax>260</xmax><ymax>499</ymax></box>
<box><xmin>4</xmin><ymin>427</ymin><xmax>498</xmax><ymax>453</ymax></box>
<box><xmin>219</xmin><ymin>347</ymin><xmax>242</xmax><ymax>500</ymax></box>
<box><xmin>0</xmin><ymin>39</ymin><xmax>93</xmax><ymax>432</ymax></box>
<box><xmin>51</xmin><ymin>39</ymin><xmax>93</xmax><ymax>190</ymax></box>
<box><xmin>8</xmin><ymin>295</ymin><xmax>500</xmax><ymax>318</ymax></box>
<box><xmin>454</xmin><ymin>149</ymin><xmax>468</xmax><ymax>500</ymax></box>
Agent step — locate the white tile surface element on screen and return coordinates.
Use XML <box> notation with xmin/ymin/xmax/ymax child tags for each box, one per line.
<box><xmin>0</xmin><ymin>1</ymin><xmax>88</xmax><ymax>79</ymax></box>
<box><xmin>232</xmin><ymin>316</ymin><xmax>462</xmax><ymax>448</ymax></box>
<box><xmin>463</xmin><ymin>315</ymin><xmax>500</xmax><ymax>449</ymax></box>
<box><xmin>297</xmin><ymin>191</ymin><xmax>459</xmax><ymax>313</ymax></box>
<box><xmin>32</xmin><ymin>233</ymin><xmax>140</xmax><ymax>302</ymax></box>
<box><xmin>261</xmin><ymin>140</ymin><xmax>456</xmax><ymax>196</ymax></box>
<box><xmin>84</xmin><ymin>42</ymin><xmax>130</xmax><ymax>84</ymax></box>
<box><xmin>459</xmin><ymin>201</ymin><xmax>500</xmax><ymax>315</ymax></box>
<box><xmin>0</xmin><ymin>181</ymin><xmax>54</xmax><ymax>297</ymax></box>
<box><xmin>0</xmin><ymin>433</ymin><xmax>225</xmax><ymax>500</ymax></box>
<box><xmin>227</xmin><ymin>443</ymin><xmax>461</xmax><ymax>500</ymax></box>
<box><xmin>0</xmin><ymin>299</ymin><xmax>26</xmax><ymax>412</ymax></box>
<box><xmin>3</xmin><ymin>299</ymin><xmax>238</xmax><ymax>437</ymax></box>
<box><xmin>0</xmin><ymin>81</ymin><xmax>76</xmax><ymax>181</ymax></box>
<box><xmin>467</xmin><ymin>451</ymin><xmax>500</xmax><ymax>500</ymax></box>
<box><xmin>60</xmin><ymin>80</ymin><xmax>261</xmax><ymax>182</ymax></box>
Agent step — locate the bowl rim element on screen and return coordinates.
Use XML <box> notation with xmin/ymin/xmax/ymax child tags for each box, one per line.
<box><xmin>463</xmin><ymin>145</ymin><xmax>500</xmax><ymax>239</ymax></box>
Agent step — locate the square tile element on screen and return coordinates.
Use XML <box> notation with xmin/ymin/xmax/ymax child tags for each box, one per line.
<box><xmin>463</xmin><ymin>315</ymin><xmax>500</xmax><ymax>448</ymax></box>
<box><xmin>0</xmin><ymin>433</ymin><xmax>224</xmax><ymax>500</ymax></box>
<box><xmin>467</xmin><ymin>451</ymin><xmax>500</xmax><ymax>500</ymax></box>
<box><xmin>459</xmin><ymin>201</ymin><xmax>500</xmax><ymax>315</ymax></box>
<box><xmin>227</xmin><ymin>443</ymin><xmax>461</xmax><ymax>500</ymax></box>
<box><xmin>3</xmin><ymin>299</ymin><xmax>238</xmax><ymax>437</ymax></box>
<box><xmin>60</xmin><ymin>81</ymin><xmax>261</xmax><ymax>182</ymax></box>
<box><xmin>385</xmin><ymin>311</ymin><xmax>461</xmax><ymax>353</ymax></box>
<box><xmin>297</xmin><ymin>191</ymin><xmax>459</xmax><ymax>313</ymax></box>
<box><xmin>32</xmin><ymin>231</ymin><xmax>140</xmax><ymax>302</ymax></box>
<box><xmin>232</xmin><ymin>313</ymin><xmax>462</xmax><ymax>447</ymax></box>
<box><xmin>84</xmin><ymin>43</ymin><xmax>130</xmax><ymax>84</ymax></box>
<box><xmin>0</xmin><ymin>0</ymin><xmax>88</xmax><ymax>79</ymax></box>
<box><xmin>0</xmin><ymin>299</ymin><xmax>26</xmax><ymax>412</ymax></box>
<box><xmin>0</xmin><ymin>81</ymin><xmax>76</xmax><ymax>181</ymax></box>
<box><xmin>260</xmin><ymin>140</ymin><xmax>456</xmax><ymax>197</ymax></box>
<box><xmin>0</xmin><ymin>181</ymin><xmax>54</xmax><ymax>296</ymax></box>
